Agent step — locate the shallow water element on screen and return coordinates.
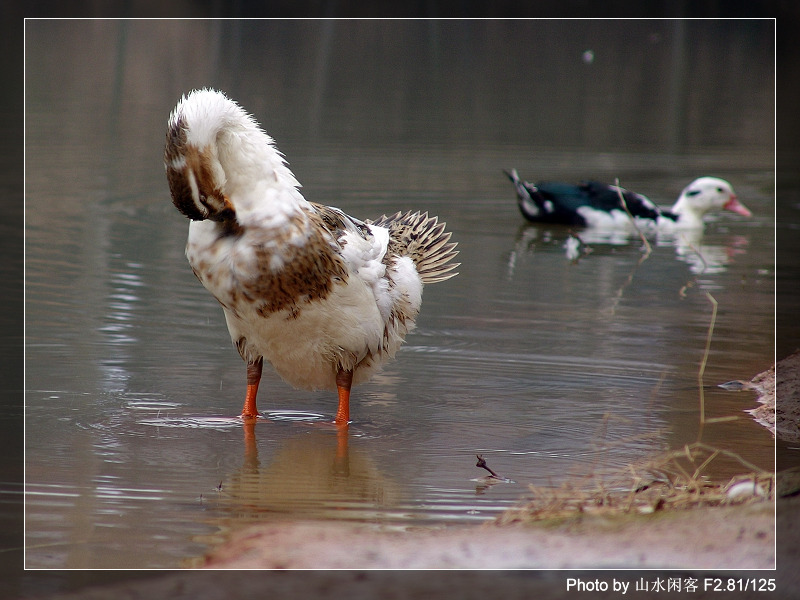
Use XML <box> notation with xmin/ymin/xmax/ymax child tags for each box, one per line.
<box><xmin>24</xmin><ymin>20</ymin><xmax>775</xmax><ymax>569</ymax></box>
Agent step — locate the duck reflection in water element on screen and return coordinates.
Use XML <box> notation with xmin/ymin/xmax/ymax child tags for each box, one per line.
<box><xmin>507</xmin><ymin>220</ymin><xmax>750</xmax><ymax>278</ymax></box>
<box><xmin>216</xmin><ymin>420</ymin><xmax>400</xmax><ymax>521</ymax></box>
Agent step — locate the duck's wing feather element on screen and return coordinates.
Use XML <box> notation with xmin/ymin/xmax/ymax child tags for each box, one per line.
<box><xmin>309</xmin><ymin>202</ymin><xmax>373</xmax><ymax>241</ymax></box>
<box><xmin>507</xmin><ymin>169</ymin><xmax>666</xmax><ymax>226</ymax></box>
<box><xmin>307</xmin><ymin>202</ymin><xmax>458</xmax><ymax>288</ymax></box>
<box><xmin>307</xmin><ymin>202</ymin><xmax>390</xmax><ymax>286</ymax></box>
<box><xmin>506</xmin><ymin>170</ymin><xmax>593</xmax><ymax>225</ymax></box>
<box><xmin>578</xmin><ymin>181</ymin><xmax>663</xmax><ymax>221</ymax></box>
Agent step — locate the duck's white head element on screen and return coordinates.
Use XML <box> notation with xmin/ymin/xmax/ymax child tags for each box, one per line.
<box><xmin>165</xmin><ymin>89</ymin><xmax>303</xmax><ymax>225</ymax></box>
<box><xmin>670</xmin><ymin>177</ymin><xmax>751</xmax><ymax>228</ymax></box>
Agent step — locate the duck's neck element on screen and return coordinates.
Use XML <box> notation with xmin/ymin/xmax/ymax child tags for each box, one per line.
<box><xmin>216</xmin><ymin>126</ymin><xmax>309</xmax><ymax>228</ymax></box>
<box><xmin>669</xmin><ymin>197</ymin><xmax>704</xmax><ymax>229</ymax></box>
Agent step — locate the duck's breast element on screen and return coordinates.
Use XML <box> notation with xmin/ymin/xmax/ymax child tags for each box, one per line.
<box><xmin>224</xmin><ymin>275</ymin><xmax>387</xmax><ymax>390</ymax></box>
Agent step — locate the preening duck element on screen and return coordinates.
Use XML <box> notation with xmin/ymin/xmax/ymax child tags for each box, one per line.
<box><xmin>165</xmin><ymin>89</ymin><xmax>458</xmax><ymax>424</ymax></box>
<box><xmin>505</xmin><ymin>169</ymin><xmax>751</xmax><ymax>230</ymax></box>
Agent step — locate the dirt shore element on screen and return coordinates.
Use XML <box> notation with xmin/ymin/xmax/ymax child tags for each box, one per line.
<box><xmin>20</xmin><ymin>495</ymin><xmax>797</xmax><ymax>600</ymax></box>
<box><xmin>202</xmin><ymin>502</ymin><xmax>774</xmax><ymax>570</ymax></box>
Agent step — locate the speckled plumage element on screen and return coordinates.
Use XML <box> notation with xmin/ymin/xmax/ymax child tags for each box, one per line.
<box><xmin>164</xmin><ymin>89</ymin><xmax>458</xmax><ymax>419</ymax></box>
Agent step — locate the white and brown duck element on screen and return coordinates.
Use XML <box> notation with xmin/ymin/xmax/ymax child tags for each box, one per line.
<box><xmin>165</xmin><ymin>89</ymin><xmax>458</xmax><ymax>425</ymax></box>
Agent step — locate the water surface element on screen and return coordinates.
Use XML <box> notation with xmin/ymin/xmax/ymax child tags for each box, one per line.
<box><xmin>24</xmin><ymin>20</ymin><xmax>775</xmax><ymax>569</ymax></box>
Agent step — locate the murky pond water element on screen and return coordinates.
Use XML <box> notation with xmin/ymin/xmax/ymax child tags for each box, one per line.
<box><xmin>24</xmin><ymin>20</ymin><xmax>774</xmax><ymax>569</ymax></box>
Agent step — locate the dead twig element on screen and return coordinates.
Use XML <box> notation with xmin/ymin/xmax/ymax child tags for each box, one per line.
<box><xmin>476</xmin><ymin>455</ymin><xmax>502</xmax><ymax>479</ymax></box>
<box><xmin>677</xmin><ymin>234</ymin><xmax>709</xmax><ymax>298</ymax></box>
<box><xmin>614</xmin><ymin>178</ymin><xmax>652</xmax><ymax>258</ymax></box>
<box><xmin>697</xmin><ymin>291</ymin><xmax>718</xmax><ymax>439</ymax></box>
<box><xmin>604</xmin><ymin>179</ymin><xmax>653</xmax><ymax>316</ymax></box>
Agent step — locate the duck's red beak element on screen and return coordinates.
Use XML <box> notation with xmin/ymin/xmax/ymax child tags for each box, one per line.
<box><xmin>724</xmin><ymin>195</ymin><xmax>752</xmax><ymax>218</ymax></box>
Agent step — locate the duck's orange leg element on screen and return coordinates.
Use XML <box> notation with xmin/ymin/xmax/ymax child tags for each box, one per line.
<box><xmin>334</xmin><ymin>368</ymin><xmax>353</xmax><ymax>425</ymax></box>
<box><xmin>242</xmin><ymin>358</ymin><xmax>263</xmax><ymax>418</ymax></box>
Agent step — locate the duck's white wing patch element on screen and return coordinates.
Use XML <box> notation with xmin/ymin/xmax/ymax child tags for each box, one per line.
<box><xmin>338</xmin><ymin>225</ymin><xmax>388</xmax><ymax>281</ymax></box>
<box><xmin>387</xmin><ymin>255</ymin><xmax>423</xmax><ymax>316</ymax></box>
<box><xmin>336</xmin><ymin>221</ymin><xmax>423</xmax><ymax>326</ymax></box>
<box><xmin>576</xmin><ymin>206</ymin><xmax>633</xmax><ymax>229</ymax></box>
<box><xmin>576</xmin><ymin>205</ymin><xmax>661</xmax><ymax>232</ymax></box>
<box><xmin>334</xmin><ymin>223</ymin><xmax>391</xmax><ymax>318</ymax></box>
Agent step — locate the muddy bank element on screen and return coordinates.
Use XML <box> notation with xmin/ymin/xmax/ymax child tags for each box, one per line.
<box><xmin>201</xmin><ymin>502</ymin><xmax>773</xmax><ymax>570</ymax></box>
<box><xmin>19</xmin><ymin>497</ymin><xmax>796</xmax><ymax>600</ymax></box>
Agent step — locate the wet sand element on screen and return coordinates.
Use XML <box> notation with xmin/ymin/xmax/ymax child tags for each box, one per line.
<box><xmin>20</xmin><ymin>495</ymin><xmax>796</xmax><ymax>600</ymax></box>
<box><xmin>202</xmin><ymin>502</ymin><xmax>774</xmax><ymax>570</ymax></box>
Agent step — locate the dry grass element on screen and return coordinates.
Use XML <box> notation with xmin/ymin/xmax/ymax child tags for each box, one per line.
<box><xmin>498</xmin><ymin>441</ymin><xmax>775</xmax><ymax>525</ymax></box>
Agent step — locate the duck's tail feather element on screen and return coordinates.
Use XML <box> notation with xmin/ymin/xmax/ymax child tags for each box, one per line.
<box><xmin>369</xmin><ymin>211</ymin><xmax>459</xmax><ymax>284</ymax></box>
<box><xmin>504</xmin><ymin>168</ymin><xmax>531</xmax><ymax>200</ymax></box>
<box><xmin>505</xmin><ymin>168</ymin><xmax>548</xmax><ymax>221</ymax></box>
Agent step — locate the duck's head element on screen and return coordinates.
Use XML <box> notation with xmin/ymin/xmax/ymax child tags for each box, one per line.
<box><xmin>164</xmin><ymin>89</ymin><xmax>301</xmax><ymax>224</ymax></box>
<box><xmin>671</xmin><ymin>177</ymin><xmax>752</xmax><ymax>226</ymax></box>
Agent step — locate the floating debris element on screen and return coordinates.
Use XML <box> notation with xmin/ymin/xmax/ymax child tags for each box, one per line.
<box><xmin>474</xmin><ymin>455</ymin><xmax>515</xmax><ymax>488</ymax></box>
<box><xmin>476</xmin><ymin>454</ymin><xmax>501</xmax><ymax>479</ymax></box>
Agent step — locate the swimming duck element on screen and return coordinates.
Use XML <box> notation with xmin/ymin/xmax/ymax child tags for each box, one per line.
<box><xmin>505</xmin><ymin>169</ymin><xmax>751</xmax><ymax>230</ymax></box>
<box><xmin>165</xmin><ymin>89</ymin><xmax>458</xmax><ymax>424</ymax></box>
